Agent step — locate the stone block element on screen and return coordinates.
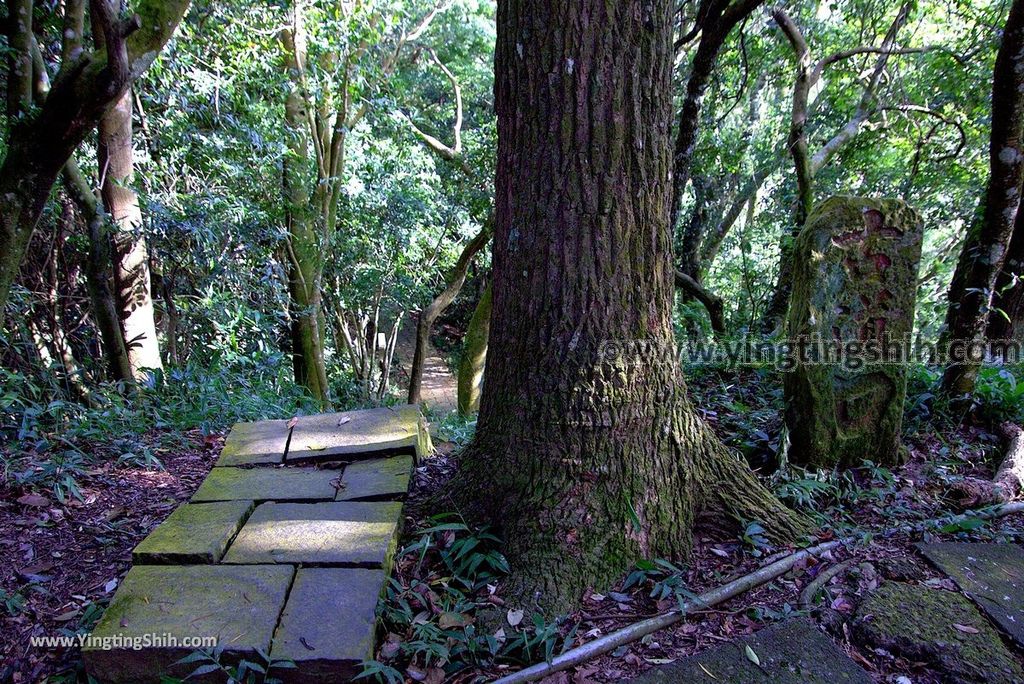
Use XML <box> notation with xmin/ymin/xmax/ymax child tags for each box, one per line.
<box><xmin>217</xmin><ymin>419</ymin><xmax>290</xmax><ymax>466</ymax></box>
<box><xmin>133</xmin><ymin>501</ymin><xmax>254</xmax><ymax>564</ymax></box>
<box><xmin>336</xmin><ymin>456</ymin><xmax>413</xmax><ymax>501</ymax></box>
<box><xmin>83</xmin><ymin>565</ymin><xmax>294</xmax><ymax>683</ymax></box>
<box><xmin>221</xmin><ymin>501</ymin><xmax>402</xmax><ymax>569</ymax></box>
<box><xmin>918</xmin><ymin>542</ymin><xmax>1024</xmax><ymax>649</ymax></box>
<box><xmin>287</xmin><ymin>406</ymin><xmax>429</xmax><ymax>463</ymax></box>
<box><xmin>785</xmin><ymin>197</ymin><xmax>923</xmax><ymax>469</ymax></box>
<box><xmin>191</xmin><ymin>467</ymin><xmax>338</xmax><ymax>503</ymax></box>
<box><xmin>270</xmin><ymin>568</ymin><xmax>385</xmax><ymax>682</ymax></box>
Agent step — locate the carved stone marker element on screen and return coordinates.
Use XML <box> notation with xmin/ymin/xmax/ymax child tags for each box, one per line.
<box><xmin>784</xmin><ymin>196</ymin><xmax>923</xmax><ymax>469</ymax></box>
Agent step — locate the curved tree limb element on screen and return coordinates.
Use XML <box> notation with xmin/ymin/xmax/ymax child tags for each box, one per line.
<box><xmin>409</xmin><ymin>223</ymin><xmax>492</xmax><ymax>404</ymax></box>
<box><xmin>675</xmin><ymin>270</ymin><xmax>726</xmax><ymax>335</ymax></box>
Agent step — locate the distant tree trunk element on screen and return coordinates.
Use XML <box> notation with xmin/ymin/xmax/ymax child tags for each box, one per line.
<box><xmin>988</xmin><ymin>214</ymin><xmax>1024</xmax><ymax>344</ymax></box>
<box><xmin>409</xmin><ymin>225</ymin><xmax>491</xmax><ymax>404</ymax></box>
<box><xmin>0</xmin><ymin>0</ymin><xmax>191</xmax><ymax>327</ymax></box>
<box><xmin>456</xmin><ymin>283</ymin><xmax>491</xmax><ymax>415</ymax></box>
<box><xmin>98</xmin><ymin>89</ymin><xmax>163</xmax><ymax>377</ymax></box>
<box><xmin>670</xmin><ymin>0</ymin><xmax>766</xmax><ymax>232</ymax></box>
<box><xmin>943</xmin><ymin>0</ymin><xmax>1024</xmax><ymax>395</ymax></box>
<box><xmin>455</xmin><ymin>0</ymin><xmax>805</xmax><ymax>613</ymax></box>
<box><xmin>62</xmin><ymin>160</ymin><xmax>134</xmax><ymax>384</ymax></box>
<box><xmin>281</xmin><ymin>16</ymin><xmax>331</xmax><ymax>409</ymax></box>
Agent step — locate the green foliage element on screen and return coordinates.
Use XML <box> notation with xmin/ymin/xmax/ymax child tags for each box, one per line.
<box><xmin>171</xmin><ymin>647</ymin><xmax>294</xmax><ymax>684</ymax></box>
<box><xmin>622</xmin><ymin>558</ymin><xmax>704</xmax><ymax>613</ymax></box>
<box><xmin>373</xmin><ymin>515</ymin><xmax>578</xmax><ymax>680</ymax></box>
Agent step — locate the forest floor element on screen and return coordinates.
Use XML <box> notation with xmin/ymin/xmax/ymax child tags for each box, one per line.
<box><xmin>389</xmin><ymin>367</ymin><xmax>1024</xmax><ymax>684</ymax></box>
<box><xmin>1</xmin><ymin>366</ymin><xmax>1022</xmax><ymax>683</ymax></box>
<box><xmin>0</xmin><ymin>429</ymin><xmax>221</xmax><ymax>682</ymax></box>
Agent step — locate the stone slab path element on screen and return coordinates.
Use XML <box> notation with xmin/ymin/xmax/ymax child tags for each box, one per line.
<box><xmin>84</xmin><ymin>406</ymin><xmax>430</xmax><ymax>684</ymax></box>
<box><xmin>633</xmin><ymin>618</ymin><xmax>872</xmax><ymax>683</ymax></box>
<box><xmin>395</xmin><ymin>322</ymin><xmax>458</xmax><ymax>416</ymax></box>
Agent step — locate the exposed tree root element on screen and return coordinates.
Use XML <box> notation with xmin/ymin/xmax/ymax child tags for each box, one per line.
<box><xmin>946</xmin><ymin>422</ymin><xmax>1024</xmax><ymax>507</ymax></box>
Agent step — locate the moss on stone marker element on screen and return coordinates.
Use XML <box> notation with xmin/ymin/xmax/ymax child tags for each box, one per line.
<box><xmin>336</xmin><ymin>455</ymin><xmax>413</xmax><ymax>501</ymax></box>
<box><xmin>217</xmin><ymin>419</ymin><xmax>290</xmax><ymax>466</ymax></box>
<box><xmin>133</xmin><ymin>500</ymin><xmax>254</xmax><ymax>564</ymax></box>
<box><xmin>856</xmin><ymin>582</ymin><xmax>1024</xmax><ymax>683</ymax></box>
<box><xmin>191</xmin><ymin>466</ymin><xmax>339</xmax><ymax>503</ymax></box>
<box><xmin>270</xmin><ymin>568</ymin><xmax>385</xmax><ymax>682</ymax></box>
<box><xmin>287</xmin><ymin>405</ymin><xmax>430</xmax><ymax>463</ymax></box>
<box><xmin>784</xmin><ymin>196</ymin><xmax>923</xmax><ymax>469</ymax></box>
<box><xmin>221</xmin><ymin>501</ymin><xmax>402</xmax><ymax>569</ymax></box>
<box><xmin>83</xmin><ymin>564</ymin><xmax>294</xmax><ymax>684</ymax></box>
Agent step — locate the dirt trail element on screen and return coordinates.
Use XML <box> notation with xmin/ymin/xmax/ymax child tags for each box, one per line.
<box><xmin>395</xmin><ymin>320</ymin><xmax>458</xmax><ymax>416</ymax></box>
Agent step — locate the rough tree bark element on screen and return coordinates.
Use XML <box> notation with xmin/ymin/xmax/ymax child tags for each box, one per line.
<box><xmin>98</xmin><ymin>88</ymin><xmax>163</xmax><ymax>376</ymax></box>
<box><xmin>0</xmin><ymin>0</ymin><xmax>191</xmax><ymax>327</ymax></box>
<box><xmin>942</xmin><ymin>0</ymin><xmax>1024</xmax><ymax>395</ymax></box>
<box><xmin>988</xmin><ymin>213</ymin><xmax>1024</xmax><ymax>344</ymax></box>
<box><xmin>456</xmin><ymin>282</ymin><xmax>491</xmax><ymax>415</ymax></box>
<box><xmin>454</xmin><ymin>0</ymin><xmax>806</xmax><ymax>613</ymax></box>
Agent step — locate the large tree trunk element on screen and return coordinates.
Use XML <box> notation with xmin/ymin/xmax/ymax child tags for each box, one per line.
<box><xmin>456</xmin><ymin>282</ymin><xmax>491</xmax><ymax>415</ymax></box>
<box><xmin>455</xmin><ymin>0</ymin><xmax>805</xmax><ymax>614</ymax></box>
<box><xmin>98</xmin><ymin>89</ymin><xmax>163</xmax><ymax>376</ymax></box>
<box><xmin>0</xmin><ymin>0</ymin><xmax>191</xmax><ymax>328</ymax></box>
<box><xmin>988</xmin><ymin>213</ymin><xmax>1024</xmax><ymax>344</ymax></box>
<box><xmin>943</xmin><ymin>0</ymin><xmax>1024</xmax><ymax>395</ymax></box>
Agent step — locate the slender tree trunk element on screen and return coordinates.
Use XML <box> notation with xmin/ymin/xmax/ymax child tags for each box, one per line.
<box><xmin>0</xmin><ymin>0</ymin><xmax>192</xmax><ymax>328</ymax></box>
<box><xmin>457</xmin><ymin>283</ymin><xmax>491</xmax><ymax>415</ymax></box>
<box><xmin>988</xmin><ymin>213</ymin><xmax>1024</xmax><ymax>344</ymax></box>
<box><xmin>670</xmin><ymin>0</ymin><xmax>765</xmax><ymax>232</ymax></box>
<box><xmin>454</xmin><ymin>0</ymin><xmax>805</xmax><ymax>613</ymax></box>
<box><xmin>62</xmin><ymin>160</ymin><xmax>134</xmax><ymax>384</ymax></box>
<box><xmin>943</xmin><ymin>0</ymin><xmax>1024</xmax><ymax>395</ymax></box>
<box><xmin>409</xmin><ymin>225</ymin><xmax>491</xmax><ymax>404</ymax></box>
<box><xmin>281</xmin><ymin>18</ymin><xmax>331</xmax><ymax>409</ymax></box>
<box><xmin>98</xmin><ymin>89</ymin><xmax>163</xmax><ymax>376</ymax></box>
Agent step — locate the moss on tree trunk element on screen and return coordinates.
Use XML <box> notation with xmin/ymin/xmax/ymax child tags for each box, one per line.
<box><xmin>453</xmin><ymin>0</ymin><xmax>807</xmax><ymax>614</ymax></box>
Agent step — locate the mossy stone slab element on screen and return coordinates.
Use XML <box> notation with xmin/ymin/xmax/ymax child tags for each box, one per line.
<box><xmin>856</xmin><ymin>581</ymin><xmax>1024</xmax><ymax>683</ymax></box>
<box><xmin>83</xmin><ymin>564</ymin><xmax>294</xmax><ymax>684</ymax></box>
<box><xmin>287</xmin><ymin>406</ymin><xmax>429</xmax><ymax>463</ymax></box>
<box><xmin>270</xmin><ymin>568</ymin><xmax>385</xmax><ymax>683</ymax></box>
<box><xmin>132</xmin><ymin>500</ymin><xmax>254</xmax><ymax>564</ymax></box>
<box><xmin>336</xmin><ymin>455</ymin><xmax>413</xmax><ymax>501</ymax></box>
<box><xmin>918</xmin><ymin>542</ymin><xmax>1024</xmax><ymax>649</ymax></box>
<box><xmin>221</xmin><ymin>501</ymin><xmax>402</xmax><ymax>568</ymax></box>
<box><xmin>633</xmin><ymin>618</ymin><xmax>870</xmax><ymax>683</ymax></box>
<box><xmin>217</xmin><ymin>419</ymin><xmax>290</xmax><ymax>466</ymax></box>
<box><xmin>191</xmin><ymin>467</ymin><xmax>338</xmax><ymax>503</ymax></box>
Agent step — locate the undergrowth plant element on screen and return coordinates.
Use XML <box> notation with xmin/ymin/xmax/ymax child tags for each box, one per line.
<box><xmin>366</xmin><ymin>515</ymin><xmax>579</xmax><ymax>682</ymax></box>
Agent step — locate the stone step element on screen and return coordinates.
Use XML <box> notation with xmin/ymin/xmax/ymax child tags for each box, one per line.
<box><xmin>221</xmin><ymin>501</ymin><xmax>402</xmax><ymax>567</ymax></box>
<box><xmin>85</xmin><ymin>408</ymin><xmax>424</xmax><ymax>683</ymax></box>
<box><xmin>917</xmin><ymin>541</ymin><xmax>1024</xmax><ymax>649</ymax></box>
<box><xmin>632</xmin><ymin>618</ymin><xmax>872</xmax><ymax>683</ymax></box>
